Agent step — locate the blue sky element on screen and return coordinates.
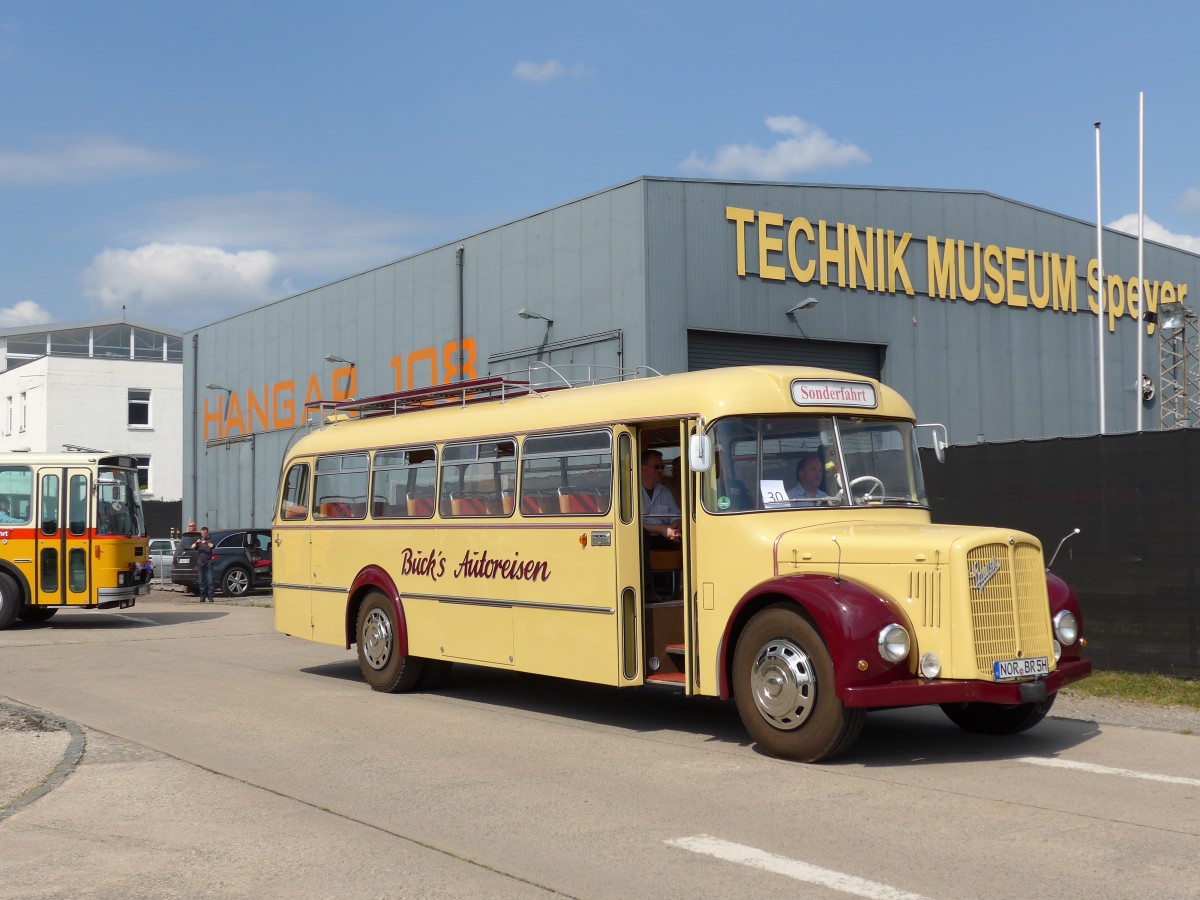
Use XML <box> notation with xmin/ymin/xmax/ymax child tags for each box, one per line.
<box><xmin>2</xmin><ymin>1</ymin><xmax>1198</xmax><ymax>331</ymax></box>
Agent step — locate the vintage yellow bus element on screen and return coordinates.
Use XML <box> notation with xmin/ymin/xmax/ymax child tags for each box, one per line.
<box><xmin>0</xmin><ymin>453</ymin><xmax>151</xmax><ymax>629</ymax></box>
<box><xmin>272</xmin><ymin>366</ymin><xmax>1091</xmax><ymax>761</ymax></box>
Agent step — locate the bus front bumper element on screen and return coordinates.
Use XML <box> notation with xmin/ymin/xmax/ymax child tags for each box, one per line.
<box><xmin>840</xmin><ymin>658</ymin><xmax>1093</xmax><ymax>708</ymax></box>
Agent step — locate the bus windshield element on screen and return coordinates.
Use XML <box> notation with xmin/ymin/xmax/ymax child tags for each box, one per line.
<box><xmin>97</xmin><ymin>467</ymin><xmax>145</xmax><ymax>536</ymax></box>
<box><xmin>702</xmin><ymin>415</ymin><xmax>928</xmax><ymax>513</ymax></box>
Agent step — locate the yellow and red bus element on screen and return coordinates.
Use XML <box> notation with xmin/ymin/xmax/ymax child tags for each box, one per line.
<box><xmin>272</xmin><ymin>366</ymin><xmax>1091</xmax><ymax>761</ymax></box>
<box><xmin>0</xmin><ymin>453</ymin><xmax>151</xmax><ymax>629</ymax></box>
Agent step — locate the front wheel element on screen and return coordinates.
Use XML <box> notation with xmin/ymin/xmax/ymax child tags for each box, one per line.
<box><xmin>356</xmin><ymin>591</ymin><xmax>424</xmax><ymax>693</ymax></box>
<box><xmin>222</xmin><ymin>566</ymin><xmax>251</xmax><ymax>597</ymax></box>
<box><xmin>19</xmin><ymin>606</ymin><xmax>57</xmax><ymax>622</ymax></box>
<box><xmin>732</xmin><ymin>605</ymin><xmax>865</xmax><ymax>762</ymax></box>
<box><xmin>0</xmin><ymin>573</ymin><xmax>21</xmax><ymax>629</ymax></box>
<box><xmin>940</xmin><ymin>695</ymin><xmax>1057</xmax><ymax>735</ymax></box>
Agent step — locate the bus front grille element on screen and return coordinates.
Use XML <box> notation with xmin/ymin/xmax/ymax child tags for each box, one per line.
<box><xmin>966</xmin><ymin>542</ymin><xmax>1054</xmax><ymax>678</ymax></box>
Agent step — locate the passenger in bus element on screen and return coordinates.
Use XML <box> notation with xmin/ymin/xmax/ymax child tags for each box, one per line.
<box><xmin>641</xmin><ymin>449</ymin><xmax>681</xmax><ymax>545</ymax></box>
<box><xmin>0</xmin><ymin>499</ymin><xmax>19</xmax><ymax>524</ymax></box>
<box><xmin>787</xmin><ymin>454</ymin><xmax>829</xmax><ymax>503</ymax></box>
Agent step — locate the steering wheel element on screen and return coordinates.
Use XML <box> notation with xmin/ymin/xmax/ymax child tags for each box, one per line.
<box><xmin>848</xmin><ymin>475</ymin><xmax>885</xmax><ymax>501</ymax></box>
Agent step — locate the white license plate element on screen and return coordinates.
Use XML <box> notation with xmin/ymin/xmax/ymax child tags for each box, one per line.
<box><xmin>993</xmin><ymin>656</ymin><xmax>1049</xmax><ymax>681</ymax></box>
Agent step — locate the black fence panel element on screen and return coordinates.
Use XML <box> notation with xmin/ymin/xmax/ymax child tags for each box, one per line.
<box><xmin>922</xmin><ymin>431</ymin><xmax>1199</xmax><ymax>679</ymax></box>
<box><xmin>143</xmin><ymin>500</ymin><xmax>183</xmax><ymax>540</ymax></box>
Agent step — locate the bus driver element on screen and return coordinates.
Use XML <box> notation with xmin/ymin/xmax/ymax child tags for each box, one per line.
<box><xmin>640</xmin><ymin>449</ymin><xmax>681</xmax><ymax>545</ymax></box>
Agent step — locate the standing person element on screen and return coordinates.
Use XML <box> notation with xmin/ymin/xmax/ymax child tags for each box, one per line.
<box><xmin>194</xmin><ymin>526</ymin><xmax>216</xmax><ymax>602</ymax></box>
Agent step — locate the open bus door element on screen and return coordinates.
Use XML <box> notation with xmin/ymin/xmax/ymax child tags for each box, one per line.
<box><xmin>34</xmin><ymin>466</ymin><xmax>92</xmax><ymax>607</ymax></box>
<box><xmin>635</xmin><ymin>420</ymin><xmax>696</xmax><ymax>693</ymax></box>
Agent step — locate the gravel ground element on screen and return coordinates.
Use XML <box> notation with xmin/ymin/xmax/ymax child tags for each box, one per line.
<box><xmin>1052</xmin><ymin>693</ymin><xmax>1199</xmax><ymax>734</ymax></box>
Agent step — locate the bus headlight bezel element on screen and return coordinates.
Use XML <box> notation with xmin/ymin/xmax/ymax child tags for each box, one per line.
<box><xmin>919</xmin><ymin>652</ymin><xmax>941</xmax><ymax>679</ymax></box>
<box><xmin>877</xmin><ymin>624</ymin><xmax>910</xmax><ymax>664</ymax></box>
<box><xmin>1053</xmin><ymin>610</ymin><xmax>1079</xmax><ymax>646</ymax></box>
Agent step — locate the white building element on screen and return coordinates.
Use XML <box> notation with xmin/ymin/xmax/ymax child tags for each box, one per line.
<box><xmin>0</xmin><ymin>319</ymin><xmax>183</xmax><ymax>502</ymax></box>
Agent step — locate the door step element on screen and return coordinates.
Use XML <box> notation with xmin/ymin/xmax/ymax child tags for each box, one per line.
<box><xmin>646</xmin><ymin>671</ymin><xmax>685</xmax><ymax>685</ymax></box>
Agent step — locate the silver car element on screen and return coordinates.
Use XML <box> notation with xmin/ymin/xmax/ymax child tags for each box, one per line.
<box><xmin>148</xmin><ymin>538</ymin><xmax>179</xmax><ymax>581</ymax></box>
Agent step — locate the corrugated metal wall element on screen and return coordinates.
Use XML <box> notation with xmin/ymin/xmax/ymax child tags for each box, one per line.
<box><xmin>184</xmin><ymin>177</ymin><xmax>1200</xmax><ymax>531</ymax></box>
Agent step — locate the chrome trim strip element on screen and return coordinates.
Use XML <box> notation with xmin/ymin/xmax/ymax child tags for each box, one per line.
<box><xmin>404</xmin><ymin>592</ymin><xmax>613</xmax><ymax>615</ymax></box>
<box><xmin>272</xmin><ymin>582</ymin><xmax>347</xmax><ymax>593</ymax></box>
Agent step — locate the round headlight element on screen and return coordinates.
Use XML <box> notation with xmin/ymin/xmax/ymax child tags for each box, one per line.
<box><xmin>877</xmin><ymin>624</ymin><xmax>910</xmax><ymax>663</ymax></box>
<box><xmin>1054</xmin><ymin>610</ymin><xmax>1079</xmax><ymax>646</ymax></box>
<box><xmin>920</xmin><ymin>652</ymin><xmax>941</xmax><ymax>679</ymax></box>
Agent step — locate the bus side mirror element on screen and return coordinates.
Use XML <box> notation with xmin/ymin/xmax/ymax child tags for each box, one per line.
<box><xmin>688</xmin><ymin>434</ymin><xmax>713</xmax><ymax>473</ymax></box>
<box><xmin>915</xmin><ymin>423</ymin><xmax>948</xmax><ymax>464</ymax></box>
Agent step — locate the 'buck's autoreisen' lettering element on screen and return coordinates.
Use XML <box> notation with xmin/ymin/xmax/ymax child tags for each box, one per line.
<box><xmin>401</xmin><ymin>548</ymin><xmax>446</xmax><ymax>581</ymax></box>
<box><xmin>454</xmin><ymin>549</ymin><xmax>551</xmax><ymax>582</ymax></box>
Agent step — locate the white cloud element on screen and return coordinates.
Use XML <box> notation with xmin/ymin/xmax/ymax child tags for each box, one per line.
<box><xmin>135</xmin><ymin>190</ymin><xmax>426</xmax><ymax>277</ymax></box>
<box><xmin>681</xmin><ymin>116</ymin><xmax>870</xmax><ymax>180</ymax></box>
<box><xmin>1108</xmin><ymin>213</ymin><xmax>1200</xmax><ymax>255</ymax></box>
<box><xmin>0</xmin><ymin>300</ymin><xmax>53</xmax><ymax>327</ymax></box>
<box><xmin>0</xmin><ymin>135</ymin><xmax>195</xmax><ymax>186</ymax></box>
<box><xmin>1181</xmin><ymin>188</ymin><xmax>1200</xmax><ymax>215</ymax></box>
<box><xmin>512</xmin><ymin>59</ymin><xmax>593</xmax><ymax>83</ymax></box>
<box><xmin>77</xmin><ymin>191</ymin><xmax>435</xmax><ymax>323</ymax></box>
<box><xmin>79</xmin><ymin>243</ymin><xmax>279</xmax><ymax>316</ymax></box>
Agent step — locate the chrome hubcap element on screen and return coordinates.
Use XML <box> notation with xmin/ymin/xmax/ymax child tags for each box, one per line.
<box><xmin>750</xmin><ymin>638</ymin><xmax>816</xmax><ymax>730</ymax></box>
<box><xmin>361</xmin><ymin>608</ymin><xmax>392</xmax><ymax>671</ymax></box>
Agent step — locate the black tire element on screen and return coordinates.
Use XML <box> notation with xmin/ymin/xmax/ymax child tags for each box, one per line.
<box><xmin>732</xmin><ymin>605</ymin><xmax>866</xmax><ymax>763</ymax></box>
<box><xmin>222</xmin><ymin>566</ymin><xmax>251</xmax><ymax>597</ymax></box>
<box><xmin>356</xmin><ymin>591</ymin><xmax>423</xmax><ymax>693</ymax></box>
<box><xmin>0</xmin><ymin>573</ymin><xmax>21</xmax><ymax>630</ymax></box>
<box><xmin>415</xmin><ymin>659</ymin><xmax>453</xmax><ymax>690</ymax></box>
<box><xmin>940</xmin><ymin>695</ymin><xmax>1057</xmax><ymax>735</ymax></box>
<box><xmin>18</xmin><ymin>606</ymin><xmax>57</xmax><ymax>623</ymax></box>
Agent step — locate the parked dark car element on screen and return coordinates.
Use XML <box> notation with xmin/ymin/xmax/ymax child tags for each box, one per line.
<box><xmin>171</xmin><ymin>529</ymin><xmax>272</xmax><ymax>597</ymax></box>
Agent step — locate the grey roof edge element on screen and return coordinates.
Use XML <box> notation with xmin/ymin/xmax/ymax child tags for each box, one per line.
<box><xmin>0</xmin><ymin>316</ymin><xmax>183</xmax><ymax>339</ymax></box>
<box><xmin>186</xmin><ymin>176</ymin><xmax>1200</xmax><ymax>336</ymax></box>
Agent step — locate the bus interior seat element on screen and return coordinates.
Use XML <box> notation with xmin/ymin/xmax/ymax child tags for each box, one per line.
<box><xmin>406</xmin><ymin>492</ymin><xmax>435</xmax><ymax>517</ymax></box>
<box><xmin>450</xmin><ymin>492</ymin><xmax>489</xmax><ymax>516</ymax></box>
<box><xmin>558</xmin><ymin>487</ymin><xmax>602</xmax><ymax>514</ymax></box>
<box><xmin>501</xmin><ymin>491</ymin><xmax>516</xmax><ymax>515</ymax></box>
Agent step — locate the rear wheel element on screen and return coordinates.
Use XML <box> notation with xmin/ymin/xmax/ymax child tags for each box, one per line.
<box><xmin>0</xmin><ymin>573</ymin><xmax>22</xmax><ymax>630</ymax></box>
<box><xmin>940</xmin><ymin>695</ymin><xmax>1057</xmax><ymax>735</ymax></box>
<box><xmin>222</xmin><ymin>566</ymin><xmax>251</xmax><ymax>597</ymax></box>
<box><xmin>18</xmin><ymin>606</ymin><xmax>57</xmax><ymax>622</ymax></box>
<box><xmin>732</xmin><ymin>605</ymin><xmax>865</xmax><ymax>762</ymax></box>
<box><xmin>356</xmin><ymin>591</ymin><xmax>423</xmax><ymax>692</ymax></box>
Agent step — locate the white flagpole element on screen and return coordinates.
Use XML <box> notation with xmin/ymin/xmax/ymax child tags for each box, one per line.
<box><xmin>1095</xmin><ymin>122</ymin><xmax>1106</xmax><ymax>434</ymax></box>
<box><xmin>1137</xmin><ymin>92</ymin><xmax>1145</xmax><ymax>432</ymax></box>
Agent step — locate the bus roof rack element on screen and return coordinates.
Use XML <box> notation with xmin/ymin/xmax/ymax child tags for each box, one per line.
<box><xmin>306</xmin><ymin>363</ymin><xmax>663</xmax><ymax>421</ymax></box>
<box><xmin>310</xmin><ymin>375</ymin><xmax>557</xmax><ymax>419</ymax></box>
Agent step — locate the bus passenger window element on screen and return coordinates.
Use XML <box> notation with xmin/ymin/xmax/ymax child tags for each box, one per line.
<box><xmin>441</xmin><ymin>440</ymin><xmax>516</xmax><ymax>518</ymax></box>
<box><xmin>314</xmin><ymin>453</ymin><xmax>368</xmax><ymax>519</ymax></box>
<box><xmin>372</xmin><ymin>447</ymin><xmax>436</xmax><ymax>518</ymax></box>
<box><xmin>520</xmin><ymin>431</ymin><xmax>612</xmax><ymax>516</ymax></box>
<box><xmin>279</xmin><ymin>463</ymin><xmax>309</xmax><ymax>521</ymax></box>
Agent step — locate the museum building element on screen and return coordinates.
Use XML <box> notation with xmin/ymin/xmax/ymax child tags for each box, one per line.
<box><xmin>182</xmin><ymin>177</ymin><xmax>1200</xmax><ymax>529</ymax></box>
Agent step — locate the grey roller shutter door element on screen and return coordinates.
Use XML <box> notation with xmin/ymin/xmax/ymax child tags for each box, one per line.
<box><xmin>687</xmin><ymin>330</ymin><xmax>883</xmax><ymax>380</ymax></box>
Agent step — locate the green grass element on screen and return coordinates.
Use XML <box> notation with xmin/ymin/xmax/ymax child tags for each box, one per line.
<box><xmin>1063</xmin><ymin>671</ymin><xmax>1200</xmax><ymax>709</ymax></box>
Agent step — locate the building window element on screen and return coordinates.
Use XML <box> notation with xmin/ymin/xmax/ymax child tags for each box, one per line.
<box><xmin>134</xmin><ymin>456</ymin><xmax>151</xmax><ymax>494</ymax></box>
<box><xmin>4</xmin><ymin>396</ymin><xmax>10</xmax><ymax>435</ymax></box>
<box><xmin>18</xmin><ymin>392</ymin><xmax>25</xmax><ymax>433</ymax></box>
<box><xmin>128</xmin><ymin>389</ymin><xmax>150</xmax><ymax>427</ymax></box>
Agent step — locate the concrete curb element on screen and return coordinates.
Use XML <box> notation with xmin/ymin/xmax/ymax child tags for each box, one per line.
<box><xmin>0</xmin><ymin>700</ymin><xmax>86</xmax><ymax>822</ymax></box>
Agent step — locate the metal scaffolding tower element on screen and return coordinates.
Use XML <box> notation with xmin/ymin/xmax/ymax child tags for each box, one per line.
<box><xmin>1159</xmin><ymin>308</ymin><xmax>1200</xmax><ymax>429</ymax></box>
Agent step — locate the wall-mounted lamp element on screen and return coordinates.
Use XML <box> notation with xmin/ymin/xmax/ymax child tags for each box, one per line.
<box><xmin>786</xmin><ymin>297</ymin><xmax>819</xmax><ymax>315</ymax></box>
<box><xmin>324</xmin><ymin>354</ymin><xmax>356</xmax><ymax>367</ymax></box>
<box><xmin>205</xmin><ymin>382</ymin><xmax>233</xmax><ymax>395</ymax></box>
<box><xmin>517</xmin><ymin>308</ymin><xmax>554</xmax><ymax>326</ymax></box>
